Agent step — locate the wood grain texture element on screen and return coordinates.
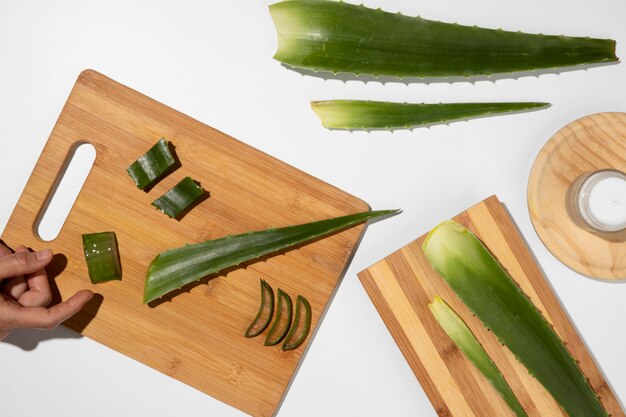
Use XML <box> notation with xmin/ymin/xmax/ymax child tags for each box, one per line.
<box><xmin>528</xmin><ymin>112</ymin><xmax>626</xmax><ymax>279</ymax></box>
<box><xmin>1</xmin><ymin>70</ymin><xmax>370</xmax><ymax>417</ymax></box>
<box><xmin>358</xmin><ymin>196</ymin><xmax>624</xmax><ymax>417</ymax></box>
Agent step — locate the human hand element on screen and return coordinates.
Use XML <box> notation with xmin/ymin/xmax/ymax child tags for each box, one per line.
<box><xmin>0</xmin><ymin>242</ymin><xmax>93</xmax><ymax>341</ymax></box>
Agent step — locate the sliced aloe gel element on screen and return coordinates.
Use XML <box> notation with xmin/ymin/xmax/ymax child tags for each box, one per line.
<box><xmin>265</xmin><ymin>289</ymin><xmax>293</xmax><ymax>346</ymax></box>
<box><xmin>282</xmin><ymin>295</ymin><xmax>311</xmax><ymax>351</ymax></box>
<box><xmin>151</xmin><ymin>176</ymin><xmax>205</xmax><ymax>219</ymax></box>
<box><xmin>245</xmin><ymin>279</ymin><xmax>275</xmax><ymax>338</ymax></box>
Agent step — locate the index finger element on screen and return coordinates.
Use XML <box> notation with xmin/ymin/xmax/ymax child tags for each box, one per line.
<box><xmin>3</xmin><ymin>289</ymin><xmax>93</xmax><ymax>330</ymax></box>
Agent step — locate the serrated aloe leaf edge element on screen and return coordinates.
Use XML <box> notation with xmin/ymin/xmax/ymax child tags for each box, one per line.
<box><xmin>270</xmin><ymin>0</ymin><xmax>617</xmax><ymax>78</ymax></box>
<box><xmin>144</xmin><ymin>209</ymin><xmax>398</xmax><ymax>303</ymax></box>
<box><xmin>422</xmin><ymin>220</ymin><xmax>607</xmax><ymax>417</ymax></box>
<box><xmin>311</xmin><ymin>100</ymin><xmax>549</xmax><ymax>130</ymax></box>
<box><xmin>429</xmin><ymin>297</ymin><xmax>528</xmax><ymax>417</ymax></box>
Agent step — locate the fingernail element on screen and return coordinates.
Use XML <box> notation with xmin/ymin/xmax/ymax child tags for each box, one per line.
<box><xmin>36</xmin><ymin>249</ymin><xmax>52</xmax><ymax>260</ymax></box>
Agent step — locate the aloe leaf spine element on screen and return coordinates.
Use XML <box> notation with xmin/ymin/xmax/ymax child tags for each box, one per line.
<box><xmin>429</xmin><ymin>297</ymin><xmax>528</xmax><ymax>417</ymax></box>
<box><xmin>270</xmin><ymin>0</ymin><xmax>617</xmax><ymax>79</ymax></box>
<box><xmin>311</xmin><ymin>100</ymin><xmax>549</xmax><ymax>130</ymax></box>
<box><xmin>144</xmin><ymin>209</ymin><xmax>399</xmax><ymax>303</ymax></box>
<box><xmin>422</xmin><ymin>220</ymin><xmax>608</xmax><ymax>417</ymax></box>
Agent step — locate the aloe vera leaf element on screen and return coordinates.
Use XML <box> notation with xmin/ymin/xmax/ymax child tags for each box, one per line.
<box><xmin>144</xmin><ymin>209</ymin><xmax>399</xmax><ymax>303</ymax></box>
<box><xmin>270</xmin><ymin>0</ymin><xmax>617</xmax><ymax>78</ymax></box>
<box><xmin>82</xmin><ymin>232</ymin><xmax>122</xmax><ymax>283</ymax></box>
<box><xmin>422</xmin><ymin>221</ymin><xmax>607</xmax><ymax>417</ymax></box>
<box><xmin>151</xmin><ymin>176</ymin><xmax>205</xmax><ymax>219</ymax></box>
<box><xmin>265</xmin><ymin>289</ymin><xmax>293</xmax><ymax>346</ymax></box>
<box><xmin>429</xmin><ymin>297</ymin><xmax>528</xmax><ymax>417</ymax></box>
<box><xmin>282</xmin><ymin>294</ymin><xmax>312</xmax><ymax>351</ymax></box>
<box><xmin>311</xmin><ymin>100</ymin><xmax>549</xmax><ymax>130</ymax></box>
<box><xmin>245</xmin><ymin>279</ymin><xmax>275</xmax><ymax>338</ymax></box>
<box><xmin>127</xmin><ymin>138</ymin><xmax>176</xmax><ymax>190</ymax></box>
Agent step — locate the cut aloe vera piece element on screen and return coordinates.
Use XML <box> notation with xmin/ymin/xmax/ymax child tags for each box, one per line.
<box><xmin>127</xmin><ymin>138</ymin><xmax>176</xmax><ymax>190</ymax></box>
<box><xmin>429</xmin><ymin>297</ymin><xmax>527</xmax><ymax>417</ymax></box>
<box><xmin>282</xmin><ymin>294</ymin><xmax>311</xmax><ymax>351</ymax></box>
<box><xmin>245</xmin><ymin>279</ymin><xmax>275</xmax><ymax>338</ymax></box>
<box><xmin>422</xmin><ymin>221</ymin><xmax>607</xmax><ymax>417</ymax></box>
<box><xmin>82</xmin><ymin>232</ymin><xmax>122</xmax><ymax>284</ymax></box>
<box><xmin>311</xmin><ymin>100</ymin><xmax>549</xmax><ymax>130</ymax></box>
<box><xmin>144</xmin><ymin>209</ymin><xmax>398</xmax><ymax>303</ymax></box>
<box><xmin>151</xmin><ymin>176</ymin><xmax>205</xmax><ymax>219</ymax></box>
<box><xmin>265</xmin><ymin>289</ymin><xmax>293</xmax><ymax>346</ymax></box>
<box><xmin>270</xmin><ymin>0</ymin><xmax>617</xmax><ymax>78</ymax></box>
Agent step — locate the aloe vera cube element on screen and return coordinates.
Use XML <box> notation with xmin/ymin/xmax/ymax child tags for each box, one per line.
<box><xmin>151</xmin><ymin>176</ymin><xmax>205</xmax><ymax>219</ymax></box>
<box><xmin>422</xmin><ymin>221</ymin><xmax>607</xmax><ymax>417</ymax></box>
<box><xmin>82</xmin><ymin>232</ymin><xmax>122</xmax><ymax>284</ymax></box>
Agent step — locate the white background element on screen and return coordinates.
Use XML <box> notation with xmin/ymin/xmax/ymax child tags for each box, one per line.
<box><xmin>1</xmin><ymin>0</ymin><xmax>624</xmax><ymax>416</ymax></box>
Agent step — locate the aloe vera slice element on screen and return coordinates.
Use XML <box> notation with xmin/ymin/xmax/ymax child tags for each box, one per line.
<box><xmin>422</xmin><ymin>221</ymin><xmax>607</xmax><ymax>417</ymax></box>
<box><xmin>265</xmin><ymin>289</ymin><xmax>293</xmax><ymax>346</ymax></box>
<box><xmin>245</xmin><ymin>279</ymin><xmax>275</xmax><ymax>338</ymax></box>
<box><xmin>270</xmin><ymin>0</ymin><xmax>617</xmax><ymax>78</ymax></box>
<box><xmin>429</xmin><ymin>297</ymin><xmax>527</xmax><ymax>417</ymax></box>
<box><xmin>82</xmin><ymin>232</ymin><xmax>122</xmax><ymax>284</ymax></box>
<box><xmin>127</xmin><ymin>138</ymin><xmax>176</xmax><ymax>190</ymax></box>
<box><xmin>311</xmin><ymin>100</ymin><xmax>549</xmax><ymax>130</ymax></box>
<box><xmin>144</xmin><ymin>209</ymin><xmax>398</xmax><ymax>303</ymax></box>
<box><xmin>151</xmin><ymin>176</ymin><xmax>205</xmax><ymax>219</ymax></box>
<box><xmin>282</xmin><ymin>294</ymin><xmax>311</xmax><ymax>351</ymax></box>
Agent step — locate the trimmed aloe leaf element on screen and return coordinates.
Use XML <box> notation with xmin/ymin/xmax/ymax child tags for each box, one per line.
<box><xmin>282</xmin><ymin>294</ymin><xmax>312</xmax><ymax>351</ymax></box>
<box><xmin>270</xmin><ymin>0</ymin><xmax>617</xmax><ymax>78</ymax></box>
<box><xmin>151</xmin><ymin>176</ymin><xmax>205</xmax><ymax>219</ymax></box>
<box><xmin>127</xmin><ymin>138</ymin><xmax>176</xmax><ymax>190</ymax></box>
<box><xmin>245</xmin><ymin>279</ymin><xmax>275</xmax><ymax>338</ymax></box>
<box><xmin>422</xmin><ymin>220</ymin><xmax>607</xmax><ymax>417</ymax></box>
<box><xmin>311</xmin><ymin>100</ymin><xmax>549</xmax><ymax>130</ymax></box>
<box><xmin>82</xmin><ymin>232</ymin><xmax>122</xmax><ymax>284</ymax></box>
<box><xmin>265</xmin><ymin>289</ymin><xmax>293</xmax><ymax>346</ymax></box>
<box><xmin>429</xmin><ymin>297</ymin><xmax>527</xmax><ymax>417</ymax></box>
<box><xmin>144</xmin><ymin>209</ymin><xmax>399</xmax><ymax>303</ymax></box>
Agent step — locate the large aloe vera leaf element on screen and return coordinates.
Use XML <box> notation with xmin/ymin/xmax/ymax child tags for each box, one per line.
<box><xmin>422</xmin><ymin>221</ymin><xmax>607</xmax><ymax>417</ymax></box>
<box><xmin>429</xmin><ymin>297</ymin><xmax>527</xmax><ymax>417</ymax></box>
<box><xmin>270</xmin><ymin>0</ymin><xmax>617</xmax><ymax>78</ymax></box>
<box><xmin>311</xmin><ymin>100</ymin><xmax>549</xmax><ymax>130</ymax></box>
<box><xmin>144</xmin><ymin>209</ymin><xmax>398</xmax><ymax>303</ymax></box>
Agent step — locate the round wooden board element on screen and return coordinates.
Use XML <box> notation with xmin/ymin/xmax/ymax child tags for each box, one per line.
<box><xmin>528</xmin><ymin>112</ymin><xmax>626</xmax><ymax>280</ymax></box>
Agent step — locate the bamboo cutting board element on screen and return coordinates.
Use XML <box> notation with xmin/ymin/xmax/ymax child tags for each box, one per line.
<box><xmin>1</xmin><ymin>70</ymin><xmax>370</xmax><ymax>417</ymax></box>
<box><xmin>358</xmin><ymin>196</ymin><xmax>624</xmax><ymax>417</ymax></box>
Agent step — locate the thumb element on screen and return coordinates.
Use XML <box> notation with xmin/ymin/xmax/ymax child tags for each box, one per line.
<box><xmin>0</xmin><ymin>249</ymin><xmax>53</xmax><ymax>280</ymax></box>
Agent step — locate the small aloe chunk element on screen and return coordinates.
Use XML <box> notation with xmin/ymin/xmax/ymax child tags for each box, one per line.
<box><xmin>311</xmin><ymin>100</ymin><xmax>549</xmax><ymax>130</ymax></box>
<box><xmin>127</xmin><ymin>138</ymin><xmax>176</xmax><ymax>190</ymax></box>
<box><xmin>144</xmin><ymin>209</ymin><xmax>398</xmax><ymax>303</ymax></box>
<box><xmin>422</xmin><ymin>220</ymin><xmax>608</xmax><ymax>417</ymax></box>
<box><xmin>151</xmin><ymin>176</ymin><xmax>205</xmax><ymax>219</ymax></box>
<box><xmin>429</xmin><ymin>297</ymin><xmax>527</xmax><ymax>417</ymax></box>
<box><xmin>82</xmin><ymin>232</ymin><xmax>122</xmax><ymax>283</ymax></box>
<box><xmin>270</xmin><ymin>0</ymin><xmax>617</xmax><ymax>78</ymax></box>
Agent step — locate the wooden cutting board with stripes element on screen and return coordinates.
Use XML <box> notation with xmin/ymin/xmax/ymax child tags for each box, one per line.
<box><xmin>358</xmin><ymin>195</ymin><xmax>624</xmax><ymax>417</ymax></box>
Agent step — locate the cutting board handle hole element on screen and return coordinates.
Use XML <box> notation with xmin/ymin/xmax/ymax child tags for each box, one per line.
<box><xmin>35</xmin><ymin>142</ymin><xmax>96</xmax><ymax>241</ymax></box>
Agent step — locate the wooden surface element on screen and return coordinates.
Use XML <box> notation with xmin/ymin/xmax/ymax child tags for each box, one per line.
<box><xmin>358</xmin><ymin>196</ymin><xmax>624</xmax><ymax>417</ymax></box>
<box><xmin>528</xmin><ymin>112</ymin><xmax>626</xmax><ymax>279</ymax></box>
<box><xmin>1</xmin><ymin>70</ymin><xmax>370</xmax><ymax>417</ymax></box>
